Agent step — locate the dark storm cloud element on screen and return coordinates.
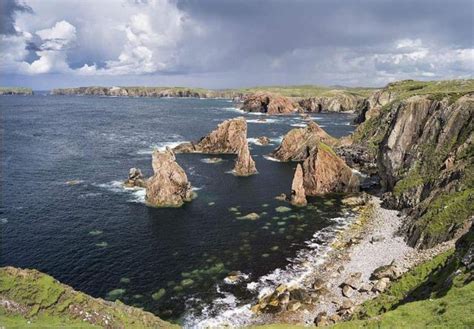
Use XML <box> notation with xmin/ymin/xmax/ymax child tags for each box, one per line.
<box><xmin>175</xmin><ymin>0</ymin><xmax>473</xmax><ymax>66</ymax></box>
<box><xmin>0</xmin><ymin>0</ymin><xmax>32</xmax><ymax>35</ymax></box>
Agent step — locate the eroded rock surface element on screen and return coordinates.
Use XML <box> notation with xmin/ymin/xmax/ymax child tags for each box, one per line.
<box><xmin>234</xmin><ymin>142</ymin><xmax>257</xmax><ymax>176</ymax></box>
<box><xmin>272</xmin><ymin>121</ymin><xmax>338</xmax><ymax>161</ymax></box>
<box><xmin>174</xmin><ymin>117</ymin><xmax>248</xmax><ymax>154</ymax></box>
<box><xmin>291</xmin><ymin>164</ymin><xmax>307</xmax><ymax>206</ymax></box>
<box><xmin>240</xmin><ymin>92</ymin><xmax>298</xmax><ymax>114</ymax></box>
<box><xmin>303</xmin><ymin>145</ymin><xmax>360</xmax><ymax>195</ymax></box>
<box><xmin>124</xmin><ymin>168</ymin><xmax>147</xmax><ymax>188</ymax></box>
<box><xmin>146</xmin><ymin>148</ymin><xmax>193</xmax><ymax>207</ymax></box>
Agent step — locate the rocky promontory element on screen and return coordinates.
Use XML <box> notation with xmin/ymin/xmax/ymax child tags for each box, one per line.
<box><xmin>272</xmin><ymin>121</ymin><xmax>338</xmax><ymax>161</ymax></box>
<box><xmin>0</xmin><ymin>87</ymin><xmax>33</xmax><ymax>95</ymax></box>
<box><xmin>146</xmin><ymin>148</ymin><xmax>194</xmax><ymax>207</ymax></box>
<box><xmin>0</xmin><ymin>266</ymin><xmax>177</xmax><ymax>328</ymax></box>
<box><xmin>239</xmin><ymin>92</ymin><xmax>299</xmax><ymax>114</ymax></box>
<box><xmin>297</xmin><ymin>92</ymin><xmax>367</xmax><ymax>113</ymax></box>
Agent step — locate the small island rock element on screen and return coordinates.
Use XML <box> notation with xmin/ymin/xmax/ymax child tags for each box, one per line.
<box><xmin>290</xmin><ymin>164</ymin><xmax>307</xmax><ymax>206</ymax></box>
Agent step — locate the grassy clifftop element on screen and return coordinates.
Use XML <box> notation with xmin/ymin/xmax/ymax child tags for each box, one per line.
<box><xmin>226</xmin><ymin>85</ymin><xmax>376</xmax><ymax>98</ymax></box>
<box><xmin>0</xmin><ymin>267</ymin><xmax>178</xmax><ymax>328</ymax></box>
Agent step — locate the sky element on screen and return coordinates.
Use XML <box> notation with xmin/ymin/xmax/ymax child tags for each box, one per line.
<box><xmin>0</xmin><ymin>0</ymin><xmax>473</xmax><ymax>90</ymax></box>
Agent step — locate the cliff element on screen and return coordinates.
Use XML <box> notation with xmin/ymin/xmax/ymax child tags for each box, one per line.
<box><xmin>0</xmin><ymin>87</ymin><xmax>33</xmax><ymax>95</ymax></box>
<box><xmin>239</xmin><ymin>92</ymin><xmax>299</xmax><ymax>114</ymax></box>
<box><xmin>0</xmin><ymin>267</ymin><xmax>178</xmax><ymax>328</ymax></box>
<box><xmin>351</xmin><ymin>79</ymin><xmax>474</xmax><ymax>249</ymax></box>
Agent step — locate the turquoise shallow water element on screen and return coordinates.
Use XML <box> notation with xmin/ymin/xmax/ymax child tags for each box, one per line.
<box><xmin>0</xmin><ymin>94</ymin><xmax>356</xmax><ymax>323</ymax></box>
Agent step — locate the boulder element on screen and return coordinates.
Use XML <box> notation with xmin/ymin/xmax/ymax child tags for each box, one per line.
<box><xmin>240</xmin><ymin>92</ymin><xmax>298</xmax><ymax>114</ymax></box>
<box><xmin>342</xmin><ymin>285</ymin><xmax>355</xmax><ymax>298</ymax></box>
<box><xmin>145</xmin><ymin>148</ymin><xmax>193</xmax><ymax>207</ymax></box>
<box><xmin>372</xmin><ymin>278</ymin><xmax>390</xmax><ymax>293</ymax></box>
<box><xmin>257</xmin><ymin>136</ymin><xmax>270</xmax><ymax>145</ymax></box>
<box><xmin>303</xmin><ymin>144</ymin><xmax>360</xmax><ymax>195</ymax></box>
<box><xmin>233</xmin><ymin>142</ymin><xmax>257</xmax><ymax>176</ymax></box>
<box><xmin>314</xmin><ymin>312</ymin><xmax>330</xmax><ymax>327</ymax></box>
<box><xmin>124</xmin><ymin>167</ymin><xmax>147</xmax><ymax>188</ymax></box>
<box><xmin>290</xmin><ymin>164</ymin><xmax>307</xmax><ymax>206</ymax></box>
<box><xmin>371</xmin><ymin>264</ymin><xmax>403</xmax><ymax>280</ymax></box>
<box><xmin>174</xmin><ymin>117</ymin><xmax>248</xmax><ymax>154</ymax></box>
<box><xmin>272</xmin><ymin>121</ymin><xmax>338</xmax><ymax>161</ymax></box>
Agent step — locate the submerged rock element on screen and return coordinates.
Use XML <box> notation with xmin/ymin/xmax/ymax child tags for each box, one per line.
<box><xmin>290</xmin><ymin>164</ymin><xmax>307</xmax><ymax>206</ymax></box>
<box><xmin>146</xmin><ymin>148</ymin><xmax>193</xmax><ymax>207</ymax></box>
<box><xmin>257</xmin><ymin>136</ymin><xmax>271</xmax><ymax>145</ymax></box>
<box><xmin>233</xmin><ymin>142</ymin><xmax>257</xmax><ymax>176</ymax></box>
<box><xmin>272</xmin><ymin>121</ymin><xmax>338</xmax><ymax>161</ymax></box>
<box><xmin>303</xmin><ymin>144</ymin><xmax>360</xmax><ymax>195</ymax></box>
<box><xmin>174</xmin><ymin>117</ymin><xmax>248</xmax><ymax>154</ymax></box>
<box><xmin>240</xmin><ymin>92</ymin><xmax>298</xmax><ymax>114</ymax></box>
<box><xmin>124</xmin><ymin>167</ymin><xmax>147</xmax><ymax>188</ymax></box>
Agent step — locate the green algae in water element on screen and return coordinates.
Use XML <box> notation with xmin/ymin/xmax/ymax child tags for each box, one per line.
<box><xmin>262</xmin><ymin>203</ymin><xmax>269</xmax><ymax>207</ymax></box>
<box><xmin>95</xmin><ymin>241</ymin><xmax>108</xmax><ymax>248</ymax></box>
<box><xmin>208</xmin><ymin>202</ymin><xmax>215</xmax><ymax>206</ymax></box>
<box><xmin>271</xmin><ymin>246</ymin><xmax>279</xmax><ymax>251</ymax></box>
<box><xmin>324</xmin><ymin>199</ymin><xmax>335</xmax><ymax>206</ymax></box>
<box><xmin>272</xmin><ymin>216</ymin><xmax>280</xmax><ymax>220</ymax></box>
<box><xmin>276</xmin><ymin>206</ymin><xmax>292</xmax><ymax>213</ymax></box>
<box><xmin>88</xmin><ymin>229</ymin><xmax>103</xmax><ymax>236</ymax></box>
<box><xmin>106</xmin><ymin>288</ymin><xmax>126</xmax><ymax>300</ymax></box>
<box><xmin>181</xmin><ymin>272</ymin><xmax>191</xmax><ymax>278</ymax></box>
<box><xmin>133</xmin><ymin>294</ymin><xmax>143</xmax><ymax>299</ymax></box>
<box><xmin>181</xmin><ymin>279</ymin><xmax>194</xmax><ymax>287</ymax></box>
<box><xmin>286</xmin><ymin>235</ymin><xmax>295</xmax><ymax>240</ymax></box>
<box><xmin>120</xmin><ymin>277</ymin><xmax>130</xmax><ymax>284</ymax></box>
<box><xmin>152</xmin><ymin>288</ymin><xmax>166</xmax><ymax>301</ymax></box>
<box><xmin>277</xmin><ymin>221</ymin><xmax>286</xmax><ymax>226</ymax></box>
<box><xmin>173</xmin><ymin>286</ymin><xmax>183</xmax><ymax>292</ymax></box>
<box><xmin>260</xmin><ymin>211</ymin><xmax>268</xmax><ymax>216</ymax></box>
<box><xmin>228</xmin><ymin>207</ymin><xmax>239</xmax><ymax>212</ymax></box>
<box><xmin>278</xmin><ymin>228</ymin><xmax>286</xmax><ymax>233</ymax></box>
<box><xmin>262</xmin><ymin>253</ymin><xmax>270</xmax><ymax>258</ymax></box>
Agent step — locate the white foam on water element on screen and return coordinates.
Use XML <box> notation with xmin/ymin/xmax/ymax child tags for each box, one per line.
<box><xmin>246</xmin><ymin>118</ymin><xmax>279</xmax><ymax>124</ymax></box>
<box><xmin>95</xmin><ymin>180</ymin><xmax>146</xmax><ymax>204</ymax></box>
<box><xmin>263</xmin><ymin>155</ymin><xmax>282</xmax><ymax>162</ymax></box>
<box><xmin>185</xmin><ymin>213</ymin><xmax>357</xmax><ymax>328</ymax></box>
<box><xmin>290</xmin><ymin>123</ymin><xmax>307</xmax><ymax>127</ymax></box>
<box><xmin>247</xmin><ymin>138</ymin><xmax>263</xmax><ymax>146</ymax></box>
<box><xmin>200</xmin><ymin>157</ymin><xmax>225</xmax><ymax>164</ymax></box>
<box><xmin>136</xmin><ymin>141</ymin><xmax>189</xmax><ymax>155</ymax></box>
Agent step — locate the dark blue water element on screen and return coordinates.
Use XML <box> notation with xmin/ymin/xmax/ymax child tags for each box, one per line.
<box><xmin>0</xmin><ymin>95</ymin><xmax>355</xmax><ymax>324</ymax></box>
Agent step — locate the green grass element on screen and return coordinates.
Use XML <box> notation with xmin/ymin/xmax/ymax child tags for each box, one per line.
<box><xmin>227</xmin><ymin>85</ymin><xmax>376</xmax><ymax>98</ymax></box>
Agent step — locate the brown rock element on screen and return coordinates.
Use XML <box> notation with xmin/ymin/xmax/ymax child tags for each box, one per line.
<box><xmin>314</xmin><ymin>312</ymin><xmax>330</xmax><ymax>327</ymax></box>
<box><xmin>371</xmin><ymin>264</ymin><xmax>403</xmax><ymax>280</ymax></box>
<box><xmin>359</xmin><ymin>282</ymin><xmax>373</xmax><ymax>292</ymax></box>
<box><xmin>290</xmin><ymin>164</ymin><xmax>307</xmax><ymax>206</ymax></box>
<box><xmin>372</xmin><ymin>278</ymin><xmax>390</xmax><ymax>293</ymax></box>
<box><xmin>303</xmin><ymin>145</ymin><xmax>360</xmax><ymax>195</ymax></box>
<box><xmin>342</xmin><ymin>285</ymin><xmax>355</xmax><ymax>298</ymax></box>
<box><xmin>275</xmin><ymin>193</ymin><xmax>287</xmax><ymax>201</ymax></box>
<box><xmin>174</xmin><ymin>117</ymin><xmax>248</xmax><ymax>154</ymax></box>
<box><xmin>124</xmin><ymin>167</ymin><xmax>147</xmax><ymax>188</ymax></box>
<box><xmin>233</xmin><ymin>142</ymin><xmax>257</xmax><ymax>176</ymax></box>
<box><xmin>145</xmin><ymin>148</ymin><xmax>193</xmax><ymax>207</ymax></box>
<box><xmin>257</xmin><ymin>136</ymin><xmax>270</xmax><ymax>145</ymax></box>
<box><xmin>272</xmin><ymin>121</ymin><xmax>338</xmax><ymax>161</ymax></box>
<box><xmin>240</xmin><ymin>92</ymin><xmax>298</xmax><ymax>114</ymax></box>
<box><xmin>313</xmin><ymin>278</ymin><xmax>326</xmax><ymax>291</ymax></box>
<box><xmin>287</xmin><ymin>300</ymin><xmax>302</xmax><ymax>312</ymax></box>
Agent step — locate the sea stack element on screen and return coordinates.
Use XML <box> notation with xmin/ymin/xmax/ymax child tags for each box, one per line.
<box><xmin>233</xmin><ymin>142</ymin><xmax>257</xmax><ymax>176</ymax></box>
<box><xmin>174</xmin><ymin>117</ymin><xmax>248</xmax><ymax>154</ymax></box>
<box><xmin>291</xmin><ymin>164</ymin><xmax>307</xmax><ymax>206</ymax></box>
<box><xmin>124</xmin><ymin>167</ymin><xmax>147</xmax><ymax>188</ymax></box>
<box><xmin>303</xmin><ymin>144</ymin><xmax>359</xmax><ymax>195</ymax></box>
<box><xmin>272</xmin><ymin>121</ymin><xmax>338</xmax><ymax>161</ymax></box>
<box><xmin>146</xmin><ymin>148</ymin><xmax>193</xmax><ymax>207</ymax></box>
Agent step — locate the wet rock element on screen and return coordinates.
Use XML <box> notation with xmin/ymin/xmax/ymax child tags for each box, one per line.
<box><xmin>342</xmin><ymin>285</ymin><xmax>355</xmax><ymax>298</ymax></box>
<box><xmin>240</xmin><ymin>92</ymin><xmax>298</xmax><ymax>114</ymax></box>
<box><xmin>290</xmin><ymin>164</ymin><xmax>307</xmax><ymax>206</ymax></box>
<box><xmin>145</xmin><ymin>148</ymin><xmax>193</xmax><ymax>207</ymax></box>
<box><xmin>233</xmin><ymin>142</ymin><xmax>257</xmax><ymax>176</ymax></box>
<box><xmin>124</xmin><ymin>167</ymin><xmax>147</xmax><ymax>188</ymax></box>
<box><xmin>289</xmin><ymin>288</ymin><xmax>311</xmax><ymax>304</ymax></box>
<box><xmin>372</xmin><ymin>278</ymin><xmax>390</xmax><ymax>293</ymax></box>
<box><xmin>275</xmin><ymin>193</ymin><xmax>287</xmax><ymax>201</ymax></box>
<box><xmin>272</xmin><ymin>121</ymin><xmax>338</xmax><ymax>161</ymax></box>
<box><xmin>174</xmin><ymin>117</ymin><xmax>248</xmax><ymax>154</ymax></box>
<box><xmin>371</xmin><ymin>264</ymin><xmax>403</xmax><ymax>280</ymax></box>
<box><xmin>257</xmin><ymin>136</ymin><xmax>270</xmax><ymax>145</ymax></box>
<box><xmin>303</xmin><ymin>144</ymin><xmax>360</xmax><ymax>195</ymax></box>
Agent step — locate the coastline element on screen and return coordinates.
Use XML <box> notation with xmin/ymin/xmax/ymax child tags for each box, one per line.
<box><xmin>246</xmin><ymin>195</ymin><xmax>457</xmax><ymax>327</ymax></box>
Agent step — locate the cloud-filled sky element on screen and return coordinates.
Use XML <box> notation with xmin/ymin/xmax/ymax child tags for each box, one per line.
<box><xmin>1</xmin><ymin>0</ymin><xmax>473</xmax><ymax>89</ymax></box>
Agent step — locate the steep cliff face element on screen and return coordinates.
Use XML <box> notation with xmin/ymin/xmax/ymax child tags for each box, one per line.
<box><xmin>174</xmin><ymin>117</ymin><xmax>249</xmax><ymax>154</ymax></box>
<box><xmin>298</xmin><ymin>93</ymin><xmax>367</xmax><ymax>113</ymax></box>
<box><xmin>240</xmin><ymin>92</ymin><xmax>299</xmax><ymax>114</ymax></box>
<box><xmin>233</xmin><ymin>142</ymin><xmax>257</xmax><ymax>176</ymax></box>
<box><xmin>146</xmin><ymin>148</ymin><xmax>193</xmax><ymax>207</ymax></box>
<box><xmin>272</xmin><ymin>121</ymin><xmax>338</xmax><ymax>161</ymax></box>
<box><xmin>352</xmin><ymin>79</ymin><xmax>474</xmax><ymax>249</ymax></box>
<box><xmin>291</xmin><ymin>164</ymin><xmax>307</xmax><ymax>206</ymax></box>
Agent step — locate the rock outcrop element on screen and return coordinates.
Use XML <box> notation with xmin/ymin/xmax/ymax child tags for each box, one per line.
<box><xmin>0</xmin><ymin>87</ymin><xmax>33</xmax><ymax>95</ymax></box>
<box><xmin>174</xmin><ymin>117</ymin><xmax>248</xmax><ymax>154</ymax></box>
<box><xmin>233</xmin><ymin>142</ymin><xmax>257</xmax><ymax>176</ymax></box>
<box><xmin>146</xmin><ymin>148</ymin><xmax>193</xmax><ymax>207</ymax></box>
<box><xmin>124</xmin><ymin>167</ymin><xmax>147</xmax><ymax>188</ymax></box>
<box><xmin>351</xmin><ymin>79</ymin><xmax>474</xmax><ymax>249</ymax></box>
<box><xmin>272</xmin><ymin>121</ymin><xmax>338</xmax><ymax>161</ymax></box>
<box><xmin>303</xmin><ymin>144</ymin><xmax>360</xmax><ymax>195</ymax></box>
<box><xmin>291</xmin><ymin>164</ymin><xmax>307</xmax><ymax>206</ymax></box>
<box><xmin>297</xmin><ymin>93</ymin><xmax>367</xmax><ymax>113</ymax></box>
<box><xmin>240</xmin><ymin>92</ymin><xmax>299</xmax><ymax>114</ymax></box>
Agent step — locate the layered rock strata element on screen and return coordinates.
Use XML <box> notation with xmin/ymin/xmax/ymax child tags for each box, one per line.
<box><xmin>291</xmin><ymin>164</ymin><xmax>307</xmax><ymax>206</ymax></box>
